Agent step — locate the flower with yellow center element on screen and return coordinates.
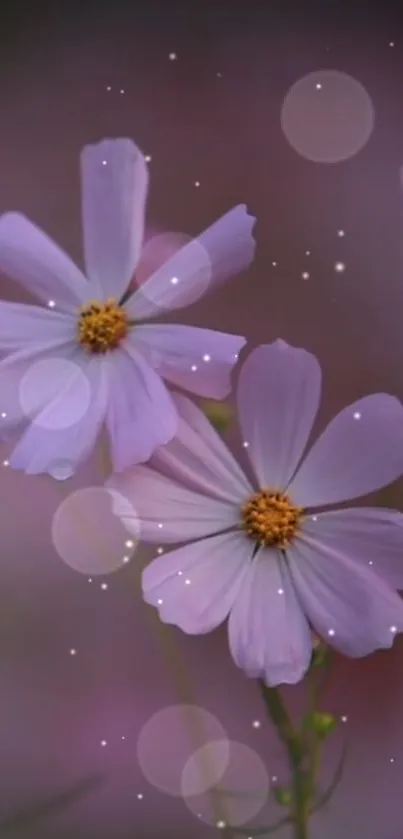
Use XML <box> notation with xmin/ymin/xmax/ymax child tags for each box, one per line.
<box><xmin>77</xmin><ymin>298</ymin><xmax>129</xmax><ymax>353</ymax></box>
<box><xmin>241</xmin><ymin>489</ymin><xmax>303</xmax><ymax>548</ymax></box>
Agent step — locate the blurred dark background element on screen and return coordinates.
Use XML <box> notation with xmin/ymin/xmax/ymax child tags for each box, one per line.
<box><xmin>1</xmin><ymin>1</ymin><xmax>403</xmax><ymax>837</ymax></box>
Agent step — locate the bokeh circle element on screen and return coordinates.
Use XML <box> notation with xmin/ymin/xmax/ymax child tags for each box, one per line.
<box><xmin>182</xmin><ymin>739</ymin><xmax>270</xmax><ymax>827</ymax></box>
<box><xmin>19</xmin><ymin>357</ymin><xmax>91</xmax><ymax>430</ymax></box>
<box><xmin>136</xmin><ymin>704</ymin><xmax>228</xmax><ymax>797</ymax></box>
<box><xmin>281</xmin><ymin>70</ymin><xmax>375</xmax><ymax>163</ymax></box>
<box><xmin>51</xmin><ymin>487</ymin><xmax>140</xmax><ymax>574</ymax></box>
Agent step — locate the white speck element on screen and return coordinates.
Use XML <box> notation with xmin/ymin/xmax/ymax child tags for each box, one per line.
<box><xmin>69</xmin><ymin>648</ymin><xmax>77</xmax><ymax>656</ymax></box>
<box><xmin>125</xmin><ymin>540</ymin><xmax>134</xmax><ymax>548</ymax></box>
<box><xmin>272</xmin><ymin>261</ymin><xmax>277</xmax><ymax>267</ymax></box>
<box><xmin>242</xmin><ymin>441</ymin><xmax>249</xmax><ymax>448</ymax></box>
<box><xmin>390</xmin><ymin>757</ymin><xmax>395</xmax><ymax>763</ymax></box>
<box><xmin>234</xmin><ymin>353</ymin><xmax>239</xmax><ymax>360</ymax></box>
<box><xmin>302</xmin><ymin>271</ymin><xmax>310</xmax><ymax>280</ymax></box>
<box><xmin>169</xmin><ymin>52</ymin><xmax>177</xmax><ymax>60</ymax></box>
<box><xmin>202</xmin><ymin>354</ymin><xmax>211</xmax><ymax>362</ymax></box>
<box><xmin>106</xmin><ymin>86</ymin><xmax>111</xmax><ymax>91</ymax></box>
<box><xmin>252</xmin><ymin>720</ymin><xmax>261</xmax><ymax>728</ymax></box>
<box><xmin>145</xmin><ymin>155</ymin><xmax>152</xmax><ymax>163</ymax></box>
<box><xmin>2</xmin><ymin>460</ymin><xmax>9</xmax><ymax>467</ymax></box>
<box><xmin>101</xmin><ymin>583</ymin><xmax>108</xmax><ymax>591</ymax></box>
<box><xmin>368</xmin><ymin>560</ymin><xmax>373</xmax><ymax>566</ymax></box>
<box><xmin>194</xmin><ymin>181</ymin><xmax>200</xmax><ymax>187</ymax></box>
<box><xmin>170</xmin><ymin>276</ymin><xmax>179</xmax><ymax>285</ymax></box>
<box><xmin>217</xmin><ymin>72</ymin><xmax>222</xmax><ymax>77</ymax></box>
<box><xmin>217</xmin><ymin>821</ymin><xmax>226</xmax><ymax>829</ymax></box>
<box><xmin>389</xmin><ymin>42</ymin><xmax>395</xmax><ymax>47</ymax></box>
<box><xmin>185</xmin><ymin>578</ymin><xmax>191</xmax><ymax>585</ymax></box>
<box><xmin>271</xmin><ymin>775</ymin><xmax>278</xmax><ymax>783</ymax></box>
<box><xmin>178</xmin><ymin>571</ymin><xmax>183</xmax><ymax>576</ymax></box>
<box><xmin>102</xmin><ymin>160</ymin><xmax>107</xmax><ymax>166</ymax></box>
<box><xmin>277</xmin><ymin>588</ymin><xmax>284</xmax><ymax>595</ymax></box>
<box><xmin>305</xmin><ymin>250</ymin><xmax>311</xmax><ymax>256</ymax></box>
<box><xmin>157</xmin><ymin>598</ymin><xmax>163</xmax><ymax>605</ymax></box>
<box><xmin>328</xmin><ymin>628</ymin><xmax>335</xmax><ymax>637</ymax></box>
<box><xmin>191</xmin><ymin>364</ymin><xmax>198</xmax><ymax>372</ymax></box>
<box><xmin>47</xmin><ymin>299</ymin><xmax>56</xmax><ymax>308</ymax></box>
<box><xmin>120</xmin><ymin>89</ymin><xmax>125</xmax><ymax>94</ymax></box>
<box><xmin>100</xmin><ymin>740</ymin><xmax>107</xmax><ymax>747</ymax></box>
<box><xmin>337</xmin><ymin>229</ymin><xmax>345</xmax><ymax>237</ymax></box>
<box><xmin>353</xmin><ymin>412</ymin><xmax>361</xmax><ymax>420</ymax></box>
<box><xmin>158</xmin><ymin>523</ymin><xmax>163</xmax><ymax>529</ymax></box>
<box><xmin>121</xmin><ymin>735</ymin><xmax>126</xmax><ymax>740</ymax></box>
<box><xmin>311</xmin><ymin>515</ymin><xmax>318</xmax><ymax>522</ymax></box>
<box><xmin>316</xmin><ymin>83</ymin><xmax>322</xmax><ymax>90</ymax></box>
<box><xmin>1</xmin><ymin>412</ymin><xmax>6</xmax><ymax>418</ymax></box>
<box><xmin>122</xmin><ymin>556</ymin><xmax>130</xmax><ymax>565</ymax></box>
<box><xmin>157</xmin><ymin>547</ymin><xmax>164</xmax><ymax>555</ymax></box>
<box><xmin>390</xmin><ymin>625</ymin><xmax>397</xmax><ymax>634</ymax></box>
<box><xmin>334</xmin><ymin>261</ymin><xmax>345</xmax><ymax>273</ymax></box>
<box><xmin>341</xmin><ymin>715</ymin><xmax>348</xmax><ymax>723</ymax></box>
<box><xmin>88</xmin><ymin>577</ymin><xmax>93</xmax><ymax>583</ymax></box>
<box><xmin>137</xmin><ymin>793</ymin><xmax>143</xmax><ymax>799</ymax></box>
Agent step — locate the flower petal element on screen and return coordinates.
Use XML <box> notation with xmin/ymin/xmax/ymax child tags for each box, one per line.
<box><xmin>228</xmin><ymin>550</ymin><xmax>312</xmax><ymax>686</ymax></box>
<box><xmin>151</xmin><ymin>393</ymin><xmax>253</xmax><ymax>503</ymax></box>
<box><xmin>142</xmin><ymin>531</ymin><xmax>252</xmax><ymax>634</ymax></box>
<box><xmin>0</xmin><ymin>213</ymin><xmax>92</xmax><ymax>312</ymax></box>
<box><xmin>126</xmin><ymin>204</ymin><xmax>256</xmax><ymax>319</ymax></box>
<box><xmin>237</xmin><ymin>341</ymin><xmax>321</xmax><ymax>490</ymax></box>
<box><xmin>105</xmin><ymin>341</ymin><xmax>177</xmax><ymax>471</ymax></box>
<box><xmin>132</xmin><ymin>323</ymin><xmax>245</xmax><ymax>399</ymax></box>
<box><xmin>9</xmin><ymin>355</ymin><xmax>109</xmax><ymax>474</ymax></box>
<box><xmin>289</xmin><ymin>395</ymin><xmax>403</xmax><ymax>508</ymax></box>
<box><xmin>288</xmin><ymin>520</ymin><xmax>403</xmax><ymax>657</ymax></box>
<box><xmin>107</xmin><ymin>465</ymin><xmax>239</xmax><ymax>542</ymax></box>
<box><xmin>0</xmin><ymin>301</ymin><xmax>75</xmax><ymax>351</ymax></box>
<box><xmin>299</xmin><ymin>508</ymin><xmax>403</xmax><ymax>590</ymax></box>
<box><xmin>81</xmin><ymin>138</ymin><xmax>148</xmax><ymax>300</ymax></box>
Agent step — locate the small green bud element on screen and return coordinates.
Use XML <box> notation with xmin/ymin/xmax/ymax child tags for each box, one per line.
<box><xmin>306</xmin><ymin>711</ymin><xmax>337</xmax><ymax>738</ymax></box>
<box><xmin>201</xmin><ymin>399</ymin><xmax>233</xmax><ymax>431</ymax></box>
<box><xmin>310</xmin><ymin>639</ymin><xmax>330</xmax><ymax>668</ymax></box>
<box><xmin>274</xmin><ymin>785</ymin><xmax>292</xmax><ymax>806</ymax></box>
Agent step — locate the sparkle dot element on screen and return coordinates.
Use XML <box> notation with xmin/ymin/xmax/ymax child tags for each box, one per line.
<box><xmin>121</xmin><ymin>736</ymin><xmax>126</xmax><ymax>740</ymax></box>
<box><xmin>311</xmin><ymin>515</ymin><xmax>318</xmax><ymax>522</ymax></box>
<box><xmin>157</xmin><ymin>598</ymin><xmax>163</xmax><ymax>605</ymax></box>
<box><xmin>125</xmin><ymin>540</ymin><xmax>134</xmax><ymax>548</ymax></box>
<box><xmin>48</xmin><ymin>300</ymin><xmax>56</xmax><ymax>308</ymax></box>
<box><xmin>3</xmin><ymin>460</ymin><xmax>9</xmax><ymax>467</ymax></box>
<box><xmin>242</xmin><ymin>441</ymin><xmax>249</xmax><ymax>448</ymax></box>
<box><xmin>137</xmin><ymin>793</ymin><xmax>143</xmax><ymax>799</ymax></box>
<box><xmin>390</xmin><ymin>757</ymin><xmax>395</xmax><ymax>763</ymax></box>
<box><xmin>272</xmin><ymin>261</ymin><xmax>277</xmax><ymax>267</ymax></box>
<box><xmin>390</xmin><ymin>625</ymin><xmax>397</xmax><ymax>634</ymax></box>
<box><xmin>277</xmin><ymin>588</ymin><xmax>284</xmax><ymax>595</ymax></box>
<box><xmin>389</xmin><ymin>42</ymin><xmax>395</xmax><ymax>47</ymax></box>
<box><xmin>202</xmin><ymin>354</ymin><xmax>211</xmax><ymax>362</ymax></box>
<box><xmin>122</xmin><ymin>556</ymin><xmax>130</xmax><ymax>564</ymax></box>
<box><xmin>102</xmin><ymin>160</ymin><xmax>107</xmax><ymax>166</ymax></box>
<box><xmin>185</xmin><ymin>578</ymin><xmax>191</xmax><ymax>585</ymax></box>
<box><xmin>368</xmin><ymin>560</ymin><xmax>374</xmax><ymax>566</ymax></box>
<box><xmin>69</xmin><ymin>648</ymin><xmax>77</xmax><ymax>656</ymax></box>
<box><xmin>101</xmin><ymin>740</ymin><xmax>107</xmax><ymax>747</ymax></box>
<box><xmin>217</xmin><ymin>72</ymin><xmax>222</xmax><ymax>77</ymax></box>
<box><xmin>334</xmin><ymin>261</ymin><xmax>345</xmax><ymax>272</ymax></box>
<box><xmin>194</xmin><ymin>181</ymin><xmax>200</xmax><ymax>187</ymax></box>
<box><xmin>301</xmin><ymin>271</ymin><xmax>310</xmax><ymax>280</ymax></box>
<box><xmin>106</xmin><ymin>86</ymin><xmax>111</xmax><ymax>91</ymax></box>
<box><xmin>101</xmin><ymin>583</ymin><xmax>108</xmax><ymax>591</ymax></box>
<box><xmin>169</xmin><ymin>52</ymin><xmax>177</xmax><ymax>60</ymax></box>
<box><xmin>120</xmin><ymin>89</ymin><xmax>125</xmax><ymax>94</ymax></box>
<box><xmin>170</xmin><ymin>276</ymin><xmax>179</xmax><ymax>285</ymax></box>
<box><xmin>252</xmin><ymin>720</ymin><xmax>261</xmax><ymax>729</ymax></box>
<box><xmin>178</xmin><ymin>571</ymin><xmax>183</xmax><ymax>576</ymax></box>
<box><xmin>157</xmin><ymin>547</ymin><xmax>164</xmax><ymax>555</ymax></box>
<box><xmin>353</xmin><ymin>412</ymin><xmax>361</xmax><ymax>420</ymax></box>
<box><xmin>337</xmin><ymin>229</ymin><xmax>345</xmax><ymax>237</ymax></box>
<box><xmin>341</xmin><ymin>715</ymin><xmax>348</xmax><ymax>723</ymax></box>
<box><xmin>271</xmin><ymin>775</ymin><xmax>278</xmax><ymax>783</ymax></box>
<box><xmin>305</xmin><ymin>250</ymin><xmax>311</xmax><ymax>256</ymax></box>
<box><xmin>191</xmin><ymin>364</ymin><xmax>198</xmax><ymax>372</ymax></box>
<box><xmin>316</xmin><ymin>82</ymin><xmax>322</xmax><ymax>90</ymax></box>
<box><xmin>158</xmin><ymin>523</ymin><xmax>163</xmax><ymax>529</ymax></box>
<box><xmin>328</xmin><ymin>628</ymin><xmax>335</xmax><ymax>637</ymax></box>
<box><xmin>145</xmin><ymin>155</ymin><xmax>152</xmax><ymax>163</ymax></box>
<box><xmin>217</xmin><ymin>821</ymin><xmax>226</xmax><ymax>829</ymax></box>
<box><xmin>1</xmin><ymin>412</ymin><xmax>6</xmax><ymax>418</ymax></box>
<box><xmin>88</xmin><ymin>577</ymin><xmax>93</xmax><ymax>583</ymax></box>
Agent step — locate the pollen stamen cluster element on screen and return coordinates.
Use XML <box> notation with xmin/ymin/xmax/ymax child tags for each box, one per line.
<box><xmin>241</xmin><ymin>489</ymin><xmax>303</xmax><ymax>548</ymax></box>
<box><xmin>77</xmin><ymin>298</ymin><xmax>128</xmax><ymax>353</ymax></box>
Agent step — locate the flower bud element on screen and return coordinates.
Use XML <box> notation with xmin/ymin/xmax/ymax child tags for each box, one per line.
<box><xmin>306</xmin><ymin>711</ymin><xmax>337</xmax><ymax>738</ymax></box>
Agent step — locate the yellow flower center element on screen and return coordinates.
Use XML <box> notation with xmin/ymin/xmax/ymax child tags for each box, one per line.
<box><xmin>241</xmin><ymin>489</ymin><xmax>303</xmax><ymax>548</ymax></box>
<box><xmin>77</xmin><ymin>298</ymin><xmax>129</xmax><ymax>353</ymax></box>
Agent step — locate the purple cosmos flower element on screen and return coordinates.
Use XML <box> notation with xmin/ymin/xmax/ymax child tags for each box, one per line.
<box><xmin>108</xmin><ymin>340</ymin><xmax>403</xmax><ymax>686</ymax></box>
<box><xmin>0</xmin><ymin>138</ymin><xmax>256</xmax><ymax>474</ymax></box>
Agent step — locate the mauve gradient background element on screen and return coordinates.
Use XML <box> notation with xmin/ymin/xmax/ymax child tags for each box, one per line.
<box><xmin>0</xmin><ymin>1</ymin><xmax>403</xmax><ymax>837</ymax></box>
